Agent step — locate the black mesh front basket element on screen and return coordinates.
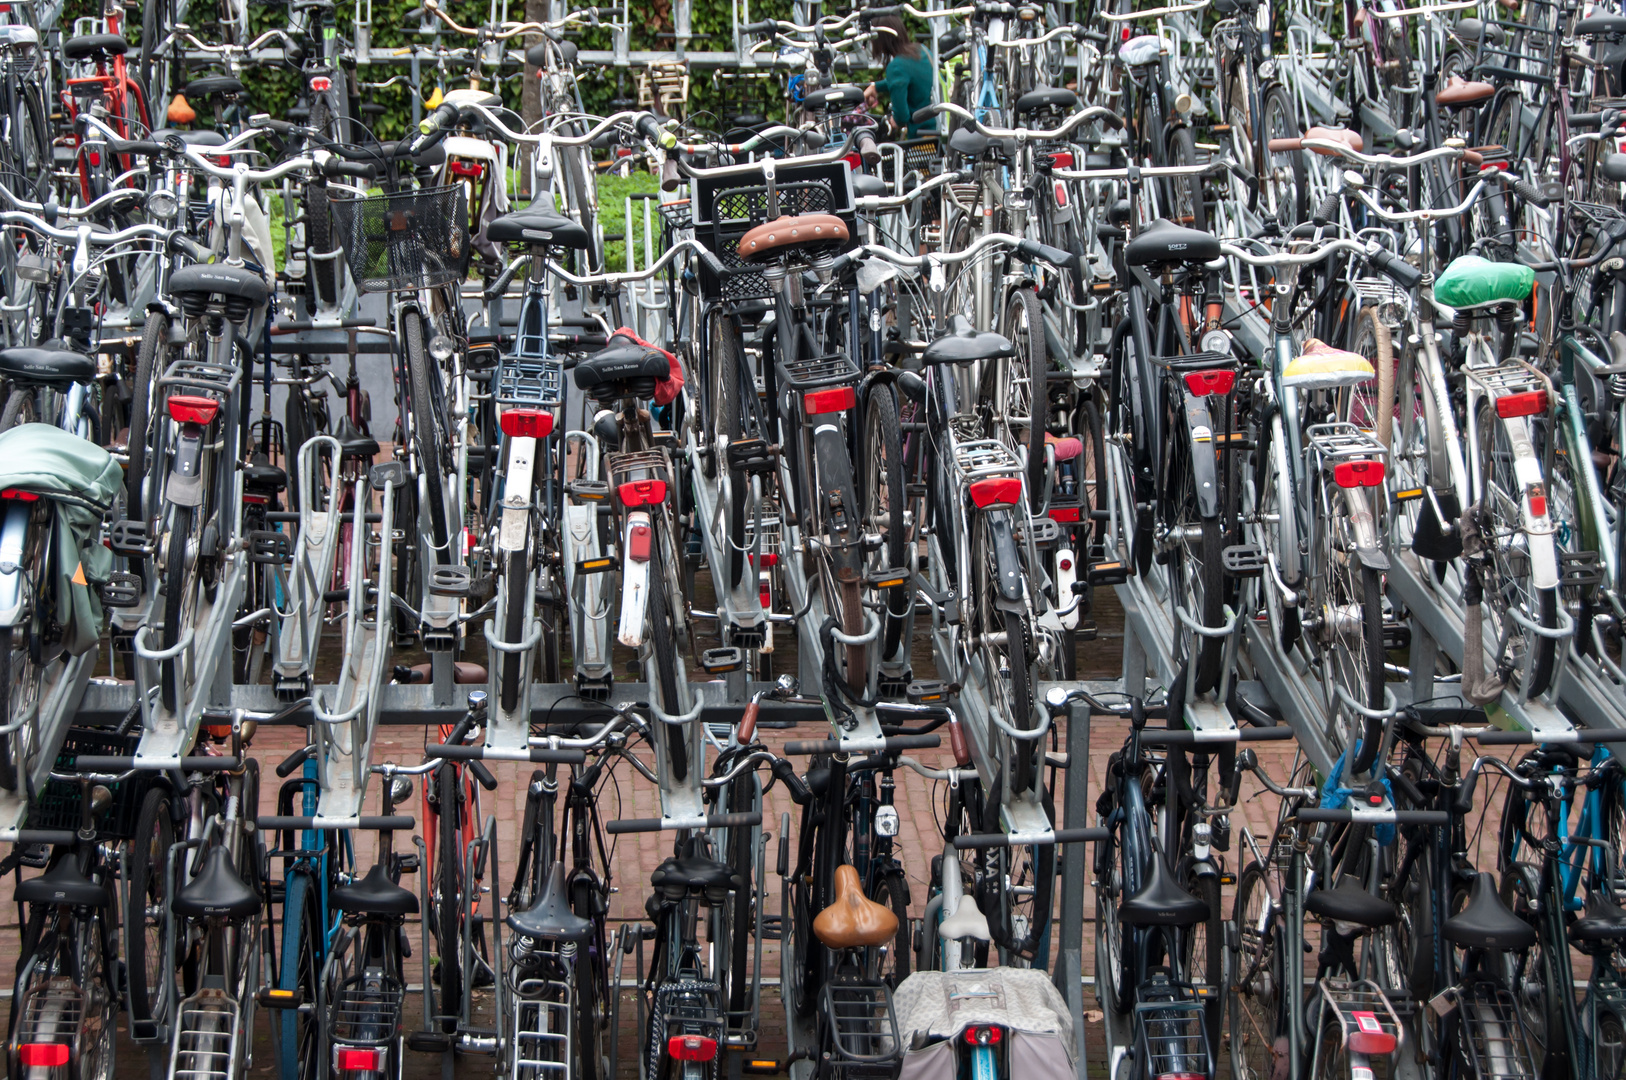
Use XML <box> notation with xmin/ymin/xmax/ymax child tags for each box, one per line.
<box><xmin>704</xmin><ymin>180</ymin><xmax>837</xmax><ymax>301</ymax></box>
<box><xmin>29</xmin><ymin>727</ymin><xmax>154</xmax><ymax>839</ymax></box>
<box><xmin>330</xmin><ymin>185</ymin><xmax>471</xmax><ymax>293</ymax></box>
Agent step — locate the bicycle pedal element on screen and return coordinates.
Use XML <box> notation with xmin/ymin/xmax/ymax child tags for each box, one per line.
<box><xmin>726</xmin><ymin>437</ymin><xmax>777</xmax><ymax>474</ymax></box>
<box><xmin>368</xmin><ymin>461</ymin><xmax>408</xmax><ymax>490</ymax></box>
<box><xmin>906</xmin><ymin>679</ymin><xmax>950</xmax><ymax>705</ymax></box>
<box><xmin>257</xmin><ymin>987</ymin><xmax>304</xmax><ymax>1009</ymax></box>
<box><xmin>699</xmin><ymin>646</ymin><xmax>744</xmax><ymax>673</ymax></box>
<box><xmin>1221</xmin><ymin>543</ymin><xmax>1267</xmax><ymax>578</ymax></box>
<box><xmin>248</xmin><ymin>529</ymin><xmax>294</xmax><ymax>566</ymax></box>
<box><xmin>1382</xmin><ymin>622</ymin><xmax>1412</xmax><ymax>651</ymax></box>
<box><xmin>109</xmin><ymin>519</ymin><xmax>151</xmax><ymax>557</ymax></box>
<box><xmin>1561</xmin><ymin>549</ymin><xmax>1605</xmax><ymax>589</ymax></box>
<box><xmin>407</xmin><ymin>1032</ymin><xmax>453</xmax><ymax>1054</ymax></box>
<box><xmin>574</xmin><ymin>555</ymin><xmax>619</xmax><ymax>575</ymax></box>
<box><xmin>98</xmin><ymin>571</ymin><xmax>142</xmax><ymax>609</ymax></box>
<box><xmin>568</xmin><ymin>479</ymin><xmax>610</xmax><ymax>502</ymax></box>
<box><xmin>649</xmin><ymin>430</ymin><xmax>678</xmax><ymax>450</ymax></box>
<box><xmin>429</xmin><ymin>566</ymin><xmax>471</xmax><ymax>597</ymax></box>
<box><xmin>864</xmin><ymin>566</ymin><xmax>910</xmax><ymax>589</ymax></box>
<box><xmin>741</xmin><ymin>1060</ymin><xmax>781</xmax><ymax>1075</ymax></box>
<box><xmin>1076</xmin><ymin>618</ymin><xmax>1098</xmax><ymax>641</ymax></box>
<box><xmin>1088</xmin><ymin>559</ymin><xmax>1129</xmax><ymax>586</ymax></box>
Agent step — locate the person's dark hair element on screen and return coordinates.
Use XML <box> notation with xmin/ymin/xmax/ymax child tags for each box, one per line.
<box><xmin>870</xmin><ymin>14</ymin><xmax>921</xmax><ymax>61</ymax></box>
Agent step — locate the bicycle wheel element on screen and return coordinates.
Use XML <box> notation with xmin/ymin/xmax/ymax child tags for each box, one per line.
<box><xmin>1315</xmin><ymin>472</ymin><xmax>1385</xmax><ymax>718</ymax></box>
<box><xmin>1181</xmin><ymin>873</ymin><xmax>1224</xmax><ymax>1054</ymax></box>
<box><xmin>1474</xmin><ymin>401</ymin><xmax>1559</xmax><ymax>696</ymax></box>
<box><xmin>434</xmin><ymin>761</ymin><xmax>463</xmax><ymax>1033</ymax></box>
<box><xmin>0</xmin><ymin>386</ymin><xmax>35</xmax><ymax>432</ymax></box>
<box><xmin>1002</xmin><ymin>289</ymin><xmax>1048</xmax><ymax>513</ymax></box>
<box><xmin>161</xmin><ymin>502</ymin><xmax>197</xmax><ymax>712</ymax></box>
<box><xmin>1231</xmin><ymin>860</ymin><xmax>1286</xmax><ymax>1080</ymax></box>
<box><xmin>724</xmin><ymin>774</ymin><xmax>758</xmax><ymax>1018</ymax></box>
<box><xmin>1168</xmin><ymin>443</ymin><xmax>1225</xmax><ymax>694</ymax></box>
<box><xmin>707</xmin><ymin>313</ymin><xmax>747</xmax><ymax>589</ymax></box>
<box><xmin>648</xmin><ymin>540</ymin><xmax>686</xmax><ymax>779</ymax></box>
<box><xmin>862</xmin><ymin>387</ymin><xmax>907</xmax><ymax>661</ymax></box>
<box><xmin>274</xmin><ymin>870</ymin><xmax>321</xmax><ymax>1080</ymax></box>
<box><xmin>75</xmin><ymin>913</ymin><xmax>116</xmax><ymax>1080</ymax></box>
<box><xmin>499</xmin><ymin>547</ymin><xmax>528</xmax><ymax>713</ymax></box>
<box><xmin>867</xmin><ymin>869</ymin><xmax>911</xmax><ymax>988</ymax></box>
<box><xmin>126</xmin><ymin>787</ymin><xmax>175</xmax><ymax>1029</ymax></box>
<box><xmin>1166</xmin><ymin>126</ymin><xmax>1207</xmax><ymax>231</ymax></box>
<box><xmin>128</xmin><ymin>312</ymin><xmax>172</xmax><ymax>519</ymax></box>
<box><xmin>404</xmin><ymin>314</ymin><xmax>452</xmax><ymax>564</ymax></box>
<box><xmin>303</xmin><ymin>98</ymin><xmax>340</xmax><ymax>311</ymax></box>
<box><xmin>969</xmin><ymin>513</ymin><xmax>1036</xmax><ymax>791</ymax></box>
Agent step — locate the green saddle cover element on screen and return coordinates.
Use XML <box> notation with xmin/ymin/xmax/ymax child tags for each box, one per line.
<box><xmin>0</xmin><ymin>423</ymin><xmax>121</xmax><ymax>656</ymax></box>
<box><xmin>1434</xmin><ymin>255</ymin><xmax>1535</xmax><ymax>309</ymax></box>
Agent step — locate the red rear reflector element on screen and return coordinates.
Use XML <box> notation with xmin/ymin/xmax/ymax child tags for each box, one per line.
<box><xmin>1053</xmin><ymin>180</ymin><xmax>1069</xmax><ymax>207</ymax></box>
<box><xmin>309</xmin><ymin>75</ymin><xmax>333</xmax><ymax>92</ymax></box>
<box><xmin>749</xmin><ymin>552</ymin><xmax>778</xmax><ymax>568</ymax></box>
<box><xmin>499</xmin><ymin>409</ymin><xmax>554</xmax><ymax>439</ymax></box>
<box><xmin>1496</xmin><ymin>390</ymin><xmax>1548</xmax><ymax>418</ymax></box>
<box><xmin>336</xmin><ymin>1048</ymin><xmax>381</xmax><ymax>1071</ymax></box>
<box><xmin>1050</xmin><ymin>152</ymin><xmax>1074</xmax><ymax>168</ymax></box>
<box><xmin>668</xmin><ymin>1036</ymin><xmax>717</xmax><ymax>1062</ymax></box>
<box><xmin>167</xmin><ymin>395</ymin><xmax>219</xmax><ymax>425</ymax></box>
<box><xmin>964</xmin><ymin>1026</ymin><xmax>1003</xmax><ymax>1045</ymax></box>
<box><xmin>0</xmin><ymin>489</ymin><xmax>40</xmax><ymax>501</ymax></box>
<box><xmin>1184</xmin><ymin>370</ymin><xmax>1235</xmax><ymax>396</ymax></box>
<box><xmin>760</xmin><ymin>584</ymin><xmax>771</xmax><ymax>606</ymax></box>
<box><xmin>627</xmin><ymin>521</ymin><xmax>652</xmax><ymax>562</ymax></box>
<box><xmin>1527</xmin><ymin>486</ymin><xmax>1547</xmax><ymax>518</ymax></box>
<box><xmin>19</xmin><ymin>1045</ymin><xmax>69</xmax><ymax>1067</ymax></box>
<box><xmin>969</xmin><ymin>478</ymin><xmax>1022</xmax><ymax>508</ymax></box>
<box><xmin>448</xmin><ymin>159</ymin><xmax>485</xmax><ymax>179</ymax></box>
<box><xmin>1049</xmin><ymin>506</ymin><xmax>1081</xmax><ymax>522</ymax></box>
<box><xmin>88</xmin><ymin>151</ymin><xmax>101</xmax><ymax>167</ymax></box>
<box><xmin>804</xmin><ymin>387</ymin><xmax>856</xmax><ymax>415</ymax></box>
<box><xmin>1333</xmin><ymin>460</ymin><xmax>1385</xmax><ymax>488</ymax></box>
<box><xmin>618</xmin><ymin>479</ymin><xmax>667</xmax><ymax>508</ymax></box>
<box><xmin>1348</xmin><ymin>1031</ymin><xmax>1397</xmax><ymax>1055</ymax></box>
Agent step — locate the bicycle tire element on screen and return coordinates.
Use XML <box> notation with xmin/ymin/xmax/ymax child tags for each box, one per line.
<box><xmin>1004</xmin><ymin>289</ymin><xmax>1048</xmax><ymax>514</ymax></box>
<box><xmin>1171</xmin><ymin>454</ymin><xmax>1225</xmax><ymax>694</ymax></box>
<box><xmin>128</xmin><ymin>311</ymin><xmax>169</xmax><ymax>519</ymax></box>
<box><xmin>304</xmin><ymin>96</ymin><xmax>340</xmax><ymax>311</ymax></box>
<box><xmin>724</xmin><ymin>773</ymin><xmax>757</xmax><ymax>1016</ymax></box>
<box><xmin>1259</xmin><ymin>85</ymin><xmax>1307</xmax><ymax>226</ymax></box>
<box><xmin>162</xmin><ymin>503</ymin><xmax>193</xmax><ymax>713</ymax></box>
<box><xmin>863</xmin><ymin>387</ymin><xmax>907</xmax><ymax>661</ymax></box>
<box><xmin>648</xmin><ymin>541</ymin><xmax>686</xmax><ymax>780</ymax></box>
<box><xmin>274</xmin><ymin>870</ymin><xmax>321</xmax><ymax>1080</ymax></box>
<box><xmin>126</xmin><ymin>787</ymin><xmax>175</xmax><ymax>1029</ymax></box>
<box><xmin>1167</xmin><ymin>126</ymin><xmax>1207</xmax><ymax>231</ymax></box>
<box><xmin>404</xmin><ymin>314</ymin><xmax>452</xmax><ymax>564</ymax></box>
<box><xmin>0</xmin><ymin>386</ymin><xmax>35</xmax><ymax>433</ymax></box>
<box><xmin>709</xmin><ymin>313</ymin><xmax>746</xmax><ymax>588</ymax></box>
<box><xmin>1230</xmin><ymin>860</ymin><xmax>1285</xmax><ymax>1080</ymax></box>
<box><xmin>869</xmin><ymin>869</ymin><xmax>911</xmax><ymax>987</ymax></box>
<box><xmin>1184</xmin><ymin>872</ymin><xmax>1224</xmax><ymax>1053</ymax></box>
<box><xmin>435</xmin><ymin>761</ymin><xmax>463</xmax><ymax>1033</ymax></box>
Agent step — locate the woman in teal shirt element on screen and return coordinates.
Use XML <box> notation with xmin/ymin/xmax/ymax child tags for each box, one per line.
<box><xmin>862</xmin><ymin>15</ymin><xmax>936</xmax><ymax>138</ymax></box>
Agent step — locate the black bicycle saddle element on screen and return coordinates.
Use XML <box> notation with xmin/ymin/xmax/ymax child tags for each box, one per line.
<box><xmin>507</xmin><ymin>862</ymin><xmax>593</xmax><ymax>942</ymax></box>
<box><xmin>1442</xmin><ymin>872</ymin><xmax>1536</xmax><ymax>951</ymax></box>
<box><xmin>173</xmin><ymin>845</ymin><xmax>260</xmax><ymax>920</ymax></box>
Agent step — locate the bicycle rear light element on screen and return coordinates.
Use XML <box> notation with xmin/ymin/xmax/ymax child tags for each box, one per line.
<box><xmin>1495</xmin><ymin>390</ymin><xmax>1548</xmax><ymax>419</ymax></box>
<box><xmin>668</xmin><ymin>1035</ymin><xmax>718</xmax><ymax>1062</ymax></box>
<box><xmin>335</xmin><ymin>1048</ymin><xmax>382</xmax><ymax>1072</ymax></box>
<box><xmin>1333</xmin><ymin>460</ymin><xmax>1385</xmax><ymax>488</ymax></box>
<box><xmin>969</xmin><ymin>477</ymin><xmax>1022</xmax><ymax>508</ymax></box>
<box><xmin>167</xmin><ymin>395</ymin><xmax>220</xmax><ymax>425</ymax></box>
<box><xmin>964</xmin><ymin>1026</ymin><xmax>1003</xmax><ymax>1046</ymax></box>
<box><xmin>18</xmin><ymin>1045</ymin><xmax>69</xmax><ymax>1067</ymax></box>
<box><xmin>1183</xmin><ymin>370</ymin><xmax>1235</xmax><ymax>396</ymax></box>
<box><xmin>0</xmin><ymin>490</ymin><xmax>40</xmax><ymax>501</ymax></box>
<box><xmin>1349</xmin><ymin>1012</ymin><xmax>1397</xmax><ymax>1055</ymax></box>
<box><xmin>618</xmin><ymin>479</ymin><xmax>667</xmax><ymax>508</ymax></box>
<box><xmin>499</xmin><ymin>408</ymin><xmax>554</xmax><ymax>439</ymax></box>
<box><xmin>804</xmin><ymin>387</ymin><xmax>856</xmax><ymax>415</ymax></box>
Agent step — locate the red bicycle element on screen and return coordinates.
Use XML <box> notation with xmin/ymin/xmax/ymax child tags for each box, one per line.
<box><xmin>60</xmin><ymin>4</ymin><xmax>152</xmax><ymax>201</ymax></box>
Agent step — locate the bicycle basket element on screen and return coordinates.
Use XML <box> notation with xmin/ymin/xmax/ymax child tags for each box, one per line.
<box><xmin>330</xmin><ymin>185</ymin><xmax>470</xmax><ymax>293</ymax></box>
<box><xmin>28</xmin><ymin>727</ymin><xmax>154</xmax><ymax>840</ymax></box>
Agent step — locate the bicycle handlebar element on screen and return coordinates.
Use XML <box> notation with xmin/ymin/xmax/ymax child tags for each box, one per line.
<box><xmin>426</xmin><ymin>743</ymin><xmax>587</xmax><ymax>764</ymax></box>
<box><xmin>952</xmin><ymin>827</ymin><xmax>1108</xmax><ymax>849</ymax></box>
<box><xmin>257</xmin><ymin>815</ymin><xmax>416</xmax><ymax>830</ymax></box>
<box><xmin>913</xmin><ymin>100</ymin><xmax>1125</xmax><ymax>136</ymax></box>
<box><xmin>783</xmin><ymin>733</ymin><xmax>942</xmax><ymax>755</ymax></box>
<box><xmin>605</xmin><ymin>811</ymin><xmax>763</xmax><ymax>834</ymax></box>
<box><xmin>1140</xmin><ymin>727</ymin><xmax>1296</xmax><ymax>745</ymax></box>
<box><xmin>1297</xmin><ymin>807</ymin><xmax>1450</xmax><ymax>824</ymax></box>
<box><xmin>74</xmin><ymin>755</ymin><xmax>241</xmax><ymax>772</ymax></box>
<box><xmin>1478</xmin><ymin>727</ymin><xmax>1626</xmax><ymax>744</ymax></box>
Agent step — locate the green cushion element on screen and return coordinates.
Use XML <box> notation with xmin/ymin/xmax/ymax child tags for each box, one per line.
<box><xmin>1434</xmin><ymin>255</ymin><xmax>1535</xmax><ymax>309</ymax></box>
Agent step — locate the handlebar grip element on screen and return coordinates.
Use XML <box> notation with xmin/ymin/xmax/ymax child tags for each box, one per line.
<box><xmin>1015</xmin><ymin>238</ymin><xmax>1079</xmax><ymax>271</ymax></box>
<box><xmin>114</xmin><ymin>140</ymin><xmax>169</xmax><ymax>158</ymax></box>
<box><xmin>1510</xmin><ymin>177</ymin><xmax>1550</xmax><ymax>208</ymax></box>
<box><xmin>169</xmin><ymin>233</ymin><xmax>212</xmax><ymax>263</ymax></box>
<box><xmin>1243</xmin><ymin>727</ymin><xmax>1297</xmax><ymax>741</ymax></box>
<box><xmin>1367</xmin><ymin>248</ymin><xmax>1423</xmax><ymax>291</ymax></box>
<box><xmin>739</xmin><ymin>700</ymin><xmax>760</xmax><ymax>745</ymax></box>
<box><xmin>602</xmin><ymin>813</ymin><xmax>762</xmax><ymax>834</ymax></box>
<box><xmin>425</xmin><ymin>744</ymin><xmax>587</xmax><ymax>764</ymax></box>
<box><xmin>257</xmin><ymin>815</ymin><xmax>416</xmax><ymax>830</ymax></box>
<box><xmin>74</xmin><ymin>755</ymin><xmax>240</xmax><ymax>772</ymax></box>
<box><xmin>741</xmin><ymin>19</ymin><xmax>777</xmax><ymax>33</ymax></box>
<box><xmin>1092</xmin><ymin>109</ymin><xmax>1127</xmax><ymax>131</ymax></box>
<box><xmin>952</xmin><ymin>827</ymin><xmax>1109</xmax><ymax>849</ymax></box>
<box><xmin>1312</xmin><ymin>188</ymin><xmax>1340</xmax><ymax>223</ymax></box>
<box><xmin>276</xmin><ymin>745</ymin><xmax>313</xmax><ymax>778</ymax></box>
<box><xmin>15</xmin><ymin>830</ymin><xmax>78</xmax><ymax>845</ymax></box>
<box><xmin>660</xmin><ymin>156</ymin><xmax>681</xmax><ymax>193</ymax></box>
<box><xmin>262</xmin><ymin>118</ymin><xmax>295</xmax><ymax>135</ymax></box>
<box><xmin>604</xmin><ymin>817</ymin><xmax>663</xmax><ymax>834</ymax></box>
<box><xmin>911</xmin><ymin>106</ymin><xmax>939</xmax><ymax>124</ymax></box>
<box><xmin>770</xmin><ymin>757</ymin><xmax>811</xmax><ymax>805</ymax></box>
<box><xmin>321</xmin><ymin>158</ymin><xmax>377</xmax><ymax>180</ymax></box>
<box><xmin>468</xmin><ymin>758</ymin><xmax>499</xmax><ymax>791</ymax></box>
<box><xmin>446</xmin><ymin>716</ymin><xmax>475</xmax><ymax>747</ymax></box>
<box><xmin>707</xmin><ymin>811</ymin><xmax>762</xmax><ymax>828</ymax></box>
<box><xmin>855</xmin><ymin>129</ymin><xmax>880</xmax><ymax>166</ymax></box>
<box><xmin>887</xmin><ymin>734</ymin><xmax>942</xmax><ymax>751</ymax></box>
<box><xmin>1461</xmin><ymin>147</ymin><xmax>1484</xmax><ymax>167</ymax></box>
<box><xmin>635</xmin><ymin>113</ymin><xmax>676</xmax><ymax>149</ymax></box>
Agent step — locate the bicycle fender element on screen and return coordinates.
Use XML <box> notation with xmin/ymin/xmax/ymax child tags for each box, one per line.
<box><xmin>1187</xmin><ymin>857</ymin><xmax>1219</xmax><ymax>881</ymax></box>
<box><xmin>615</xmin><ymin>511</ymin><xmax>653</xmax><ymax>649</ymax></box>
<box><xmin>987</xmin><ymin>509</ymin><xmax>1026</xmax><ymax>607</ymax></box>
<box><xmin>497</xmin><ymin>435</ymin><xmax>538</xmax><ymax>554</ymax></box>
<box><xmin>811</xmin><ymin>422</ymin><xmax>864</xmax><ymax>575</ymax></box>
<box><xmin>167</xmin><ymin>427</ymin><xmax>207</xmax><ymax>508</ymax></box>
<box><xmin>0</xmin><ymin>503</ymin><xmax>29</xmax><ymax>623</ymax></box>
<box><xmin>1339</xmin><ymin>487</ymin><xmax>1389</xmax><ymax>572</ymax></box>
<box><xmin>1183</xmin><ymin>392</ymin><xmax>1220</xmax><ymax>519</ymax></box>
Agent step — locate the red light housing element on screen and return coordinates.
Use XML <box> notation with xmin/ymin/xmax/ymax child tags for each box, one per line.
<box><xmin>1157</xmin><ymin>1075</ymin><xmax>1205</xmax><ymax>1080</ymax></box>
<box><xmin>19</xmin><ymin>1045</ymin><xmax>69</xmax><ymax>1068</ymax></box>
<box><xmin>1333</xmin><ymin>460</ymin><xmax>1385</xmax><ymax>488</ymax></box>
<box><xmin>1049</xmin><ymin>506</ymin><xmax>1081</xmax><ymax>523</ymax></box>
<box><xmin>309</xmin><ymin>75</ymin><xmax>333</xmax><ymax>92</ymax></box>
<box><xmin>627</xmin><ymin>521</ymin><xmax>652</xmax><ymax>562</ymax></box>
<box><xmin>1053</xmin><ymin>180</ymin><xmax>1069</xmax><ymax>207</ymax></box>
<box><xmin>335</xmin><ymin>1048</ymin><xmax>382</xmax><ymax>1072</ymax></box>
<box><xmin>167</xmin><ymin>395</ymin><xmax>220</xmax><ymax>425</ymax></box>
<box><xmin>804</xmin><ymin>387</ymin><xmax>856</xmax><ymax>415</ymax></box>
<box><xmin>964</xmin><ymin>1026</ymin><xmax>1003</xmax><ymax>1046</ymax></box>
<box><xmin>0</xmin><ymin>490</ymin><xmax>40</xmax><ymax>502</ymax></box>
<box><xmin>1496</xmin><ymin>390</ymin><xmax>1548</xmax><ymax>419</ymax></box>
<box><xmin>1348</xmin><ymin>1012</ymin><xmax>1395</xmax><ymax>1055</ymax></box>
<box><xmin>499</xmin><ymin>409</ymin><xmax>554</xmax><ymax>439</ymax></box>
<box><xmin>1527</xmin><ymin>485</ymin><xmax>1548</xmax><ymax>518</ymax></box>
<box><xmin>448</xmin><ymin>159</ymin><xmax>485</xmax><ymax>179</ymax></box>
<box><xmin>668</xmin><ymin>1036</ymin><xmax>717</xmax><ymax>1062</ymax></box>
<box><xmin>1049</xmin><ymin>151</ymin><xmax>1074</xmax><ymax>168</ymax></box>
<box><xmin>618</xmin><ymin>479</ymin><xmax>667</xmax><ymax>508</ymax></box>
<box><xmin>1184</xmin><ymin>370</ymin><xmax>1235</xmax><ymax>396</ymax></box>
<box><xmin>969</xmin><ymin>477</ymin><xmax>1022</xmax><ymax>508</ymax></box>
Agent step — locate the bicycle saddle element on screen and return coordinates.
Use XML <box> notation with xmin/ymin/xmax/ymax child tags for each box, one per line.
<box><xmin>1124</xmin><ymin>218</ymin><xmax>1221</xmax><ymax>268</ymax></box>
<box><xmin>574</xmin><ymin>333</ymin><xmax>671</xmax><ymax>394</ymax></box>
<box><xmin>507</xmin><ymin>862</ymin><xmax>592</xmax><ymax>942</ymax></box>
<box><xmin>737</xmin><ymin>213</ymin><xmax>850</xmax><ymax>262</ymax></box>
<box><xmin>801</xmin><ymin>84</ymin><xmax>867</xmax><ymax>112</ymax></box>
<box><xmin>1283</xmin><ymin>339</ymin><xmax>1374</xmax><ymax>390</ymax></box>
<box><xmin>333</xmin><ymin>415</ymin><xmax>381</xmax><ymax>462</ymax></box>
<box><xmin>173</xmin><ymin>845</ymin><xmax>260</xmax><ymax>920</ymax></box>
<box><xmin>1118</xmin><ymin>33</ymin><xmax>1162</xmax><ymax>65</ymax></box>
<box><xmin>168</xmin><ymin>264</ymin><xmax>270</xmax><ymax>306</ymax></box>
<box><xmin>813</xmin><ymin>864</ymin><xmax>899</xmax><ymax>948</ymax></box>
<box><xmin>921</xmin><ymin>315</ymin><xmax>1014</xmax><ymax>366</ymax></box>
<box><xmin>524</xmin><ymin>40</ymin><xmax>578</xmax><ymax>66</ymax></box>
<box><xmin>1119</xmin><ymin>854</ymin><xmax>1210</xmax><ymax>927</ymax></box>
<box><xmin>1602</xmin><ymin>154</ymin><xmax>1626</xmax><ymax>183</ymax></box>
<box><xmin>487</xmin><ymin>209</ymin><xmax>591</xmax><ymax>250</ymax></box>
<box><xmin>947</xmin><ymin>128</ymin><xmax>1015</xmax><ymax>161</ymax></box>
<box><xmin>376</xmin><ymin>140</ymin><xmax>447</xmax><ymax>168</ymax></box>
<box><xmin>243</xmin><ymin>457</ymin><xmax>288</xmax><ymax>495</ymax></box>
<box><xmin>0</xmin><ymin>347</ymin><xmax>95</xmax><ymax>387</ymax></box>
<box><xmin>1304</xmin><ymin>875</ymin><xmax>1397</xmax><ymax>929</ymax></box>
<box><xmin>936</xmin><ymin>843</ymin><xmax>990</xmax><ymax>943</ymax></box>
<box><xmin>1014</xmin><ymin>86</ymin><xmax>1079</xmax><ymax>116</ymax></box>
<box><xmin>1452</xmin><ymin>17</ymin><xmax>1505</xmax><ymax>44</ymax></box>
<box><xmin>1577</xmin><ymin>12</ymin><xmax>1626</xmax><ymax>34</ymax></box>
<box><xmin>1227</xmin><ymin>680</ymin><xmax>1282</xmax><ymax>728</ymax></box>
<box><xmin>151</xmin><ymin>128</ymin><xmax>228</xmax><ymax>147</ymax></box>
<box><xmin>62</xmin><ymin>33</ymin><xmax>126</xmax><ymax>61</ymax></box>
<box><xmin>851</xmin><ymin>173</ymin><xmax>889</xmax><ymax>198</ymax></box>
<box><xmin>15</xmin><ymin>855</ymin><xmax>109</xmax><ymax>907</ymax></box>
<box><xmin>1570</xmin><ymin>885</ymin><xmax>1626</xmax><ymax>943</ymax></box>
<box><xmin>650</xmin><ymin>853</ymin><xmax>740</xmax><ymax>906</ymax></box>
<box><xmin>1442</xmin><ymin>872</ymin><xmax>1536</xmax><ymax>951</ymax></box>
<box><xmin>184</xmin><ymin>75</ymin><xmax>247</xmax><ymax>99</ymax></box>
<box><xmin>1436</xmin><ymin>75</ymin><xmax>1495</xmax><ymax>109</ymax></box>
<box><xmin>330</xmin><ymin>861</ymin><xmax>420</xmax><ymax>917</ymax></box>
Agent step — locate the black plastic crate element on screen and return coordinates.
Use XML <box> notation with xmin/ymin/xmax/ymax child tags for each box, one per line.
<box><xmin>28</xmin><ymin>728</ymin><xmax>155</xmax><ymax>839</ymax></box>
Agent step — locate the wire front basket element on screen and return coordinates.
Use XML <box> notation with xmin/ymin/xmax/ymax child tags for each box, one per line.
<box><xmin>330</xmin><ymin>185</ymin><xmax>470</xmax><ymax>293</ymax></box>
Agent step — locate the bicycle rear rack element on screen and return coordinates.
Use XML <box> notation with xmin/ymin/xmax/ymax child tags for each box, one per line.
<box><xmin>1317</xmin><ymin>978</ymin><xmax>1402</xmax><ymax>1055</ymax></box>
<box><xmin>781</xmin><ymin>352</ymin><xmax>860</xmax><ymax>390</ymax></box>
<box><xmin>1462</xmin><ymin>362</ymin><xmax>1549</xmax><ymax>406</ymax></box>
<box><xmin>1133</xmin><ymin>976</ymin><xmax>1211</xmax><ymax>1080</ymax></box>
<box><xmin>818</xmin><ymin>976</ymin><xmax>902</xmax><ymax>1076</ymax></box>
<box><xmin>15</xmin><ymin>977</ymin><xmax>85</xmax><ymax>1056</ymax></box>
<box><xmin>495</xmin><ymin>357</ymin><xmax>565</xmax><ymax>409</ymax></box>
<box><xmin>1457</xmin><ymin>979</ymin><xmax>1538</xmax><ymax>1080</ymax></box>
<box><xmin>1305</xmin><ymin>422</ymin><xmax>1388</xmax><ymax>467</ymax></box>
<box><xmin>328</xmin><ymin>977</ymin><xmax>404</xmax><ymax>1047</ymax></box>
<box><xmin>951</xmin><ymin>439</ymin><xmax>1024</xmax><ymax>483</ymax></box>
<box><xmin>507</xmin><ymin>947</ymin><xmax>573</xmax><ymax>1080</ymax></box>
<box><xmin>167</xmin><ymin>991</ymin><xmax>241</xmax><ymax>1080</ymax></box>
<box><xmin>647</xmin><ymin>980</ymin><xmax>724</xmax><ymax>1080</ymax></box>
